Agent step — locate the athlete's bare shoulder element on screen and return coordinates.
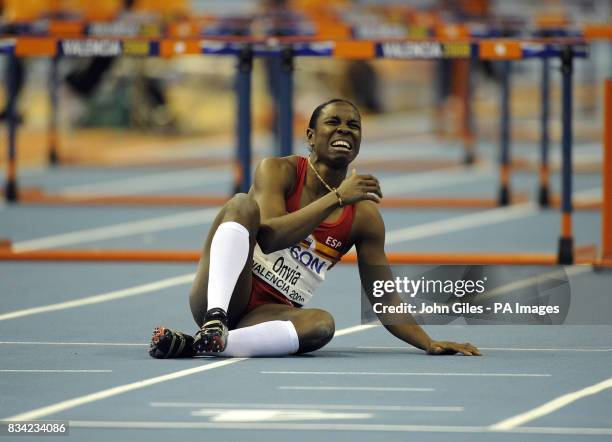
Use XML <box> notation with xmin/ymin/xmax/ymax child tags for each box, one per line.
<box><xmin>253</xmin><ymin>155</ymin><xmax>300</xmax><ymax>197</ymax></box>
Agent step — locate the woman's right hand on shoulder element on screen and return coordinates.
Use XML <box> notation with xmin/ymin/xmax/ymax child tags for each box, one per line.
<box><xmin>337</xmin><ymin>169</ymin><xmax>383</xmax><ymax>205</ymax></box>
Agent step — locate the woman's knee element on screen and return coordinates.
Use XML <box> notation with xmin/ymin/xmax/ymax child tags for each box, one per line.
<box><xmin>313</xmin><ymin>309</ymin><xmax>336</xmax><ymax>341</ymax></box>
<box><xmin>222</xmin><ymin>193</ymin><xmax>260</xmax><ymax>236</ymax></box>
<box><xmin>297</xmin><ymin>309</ymin><xmax>335</xmax><ymax>353</ymax></box>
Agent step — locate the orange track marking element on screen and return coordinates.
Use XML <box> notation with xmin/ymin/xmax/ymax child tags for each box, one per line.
<box><xmin>0</xmin><ymin>248</ymin><xmax>607</xmax><ymax>266</ymax></box>
<box><xmin>379</xmin><ymin>195</ymin><xmax>529</xmax><ymax>208</ymax></box>
<box><xmin>18</xmin><ymin>188</ymin><xmax>229</xmax><ymax>207</ymax></box>
<box><xmin>17</xmin><ymin>188</ymin><xmax>531</xmax><ymax>209</ymax></box>
<box><xmin>0</xmin><ymin>249</ymin><xmax>200</xmax><ymax>262</ymax></box>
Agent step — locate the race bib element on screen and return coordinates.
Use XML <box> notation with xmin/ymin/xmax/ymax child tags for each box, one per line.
<box><xmin>251</xmin><ymin>241</ymin><xmax>333</xmax><ymax>306</ymax></box>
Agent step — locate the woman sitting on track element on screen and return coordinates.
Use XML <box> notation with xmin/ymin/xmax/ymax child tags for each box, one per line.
<box><xmin>149</xmin><ymin>98</ymin><xmax>481</xmax><ymax>358</ymax></box>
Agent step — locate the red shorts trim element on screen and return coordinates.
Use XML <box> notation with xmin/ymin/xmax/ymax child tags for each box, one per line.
<box><xmin>246</xmin><ymin>277</ymin><xmax>299</xmax><ymax>313</ymax></box>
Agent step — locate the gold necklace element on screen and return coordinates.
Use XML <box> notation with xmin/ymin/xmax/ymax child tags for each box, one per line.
<box><xmin>307</xmin><ymin>156</ymin><xmax>344</xmax><ymax>207</ymax></box>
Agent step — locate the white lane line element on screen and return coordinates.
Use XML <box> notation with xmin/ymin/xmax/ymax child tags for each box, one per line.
<box><xmin>59</xmin><ymin>166</ymin><xmax>229</xmax><ymax>195</ymax></box>
<box><xmin>11</xmin><ymin>174</ymin><xmax>596</xmax><ymax>253</ymax></box>
<box><xmin>71</xmin><ymin>421</ymin><xmax>487</xmax><ymax>432</ymax></box>
<box><xmin>379</xmin><ymin>165</ymin><xmax>493</xmax><ymax>196</ymax></box>
<box><xmin>358</xmin><ymin>346</ymin><xmax>612</xmax><ymax>352</ymax></box>
<box><xmin>0</xmin><ymin>341</ymin><xmax>147</xmax><ymax>346</ymax></box>
<box><xmin>12</xmin><ymin>208</ymin><xmax>218</xmax><ymax>253</ymax></box>
<box><xmin>58</xmin><ymin>167</ymin><xmax>227</xmax><ymax>195</ymax></box>
<box><xmin>0</xmin><ymin>324</ymin><xmax>372</xmax><ymax>421</ymax></box>
<box><xmin>334</xmin><ymin>324</ymin><xmax>377</xmax><ymax>337</ymax></box>
<box><xmin>66</xmin><ymin>421</ymin><xmax>612</xmax><ymax>435</ymax></box>
<box><xmin>0</xmin><ymin>370</ymin><xmax>112</xmax><ymax>373</ymax></box>
<box><xmin>482</xmin><ymin>266</ymin><xmax>590</xmax><ymax>301</ymax></box>
<box><xmin>33</xmin><ymin>158</ymin><xmax>488</xmax><ymax>250</ymax></box>
<box><xmin>262</xmin><ymin>371</ymin><xmax>550</xmax><ymax>377</ymax></box>
<box><xmin>490</xmin><ymin>377</ymin><xmax>612</xmax><ymax>431</ymax></box>
<box><xmin>0</xmin><ymin>273</ymin><xmax>194</xmax><ymax>321</ymax></box>
<box><xmin>573</xmin><ymin>187</ymin><xmax>602</xmax><ymax>199</ymax></box>
<box><xmin>1</xmin><ymin>359</ymin><xmax>245</xmax><ymax>422</ymax></box>
<box><xmin>12</xmin><ymin>166</ymin><xmax>585</xmax><ymax>254</ymax></box>
<box><xmin>278</xmin><ymin>386</ymin><xmax>435</xmax><ymax>392</ymax></box>
<box><xmin>510</xmin><ymin>426</ymin><xmax>612</xmax><ymax>435</ymax></box>
<box><xmin>385</xmin><ymin>203</ymin><xmax>538</xmax><ymax>244</ymax></box>
<box><xmin>480</xmin><ymin>348</ymin><xmax>612</xmax><ymax>352</ymax></box>
<box><xmin>512</xmin><ymin>151</ymin><xmax>603</xmax><ymax>166</ymax></box>
<box><xmin>384</xmin><ymin>186</ymin><xmax>601</xmax><ymax>245</ymax></box>
<box><xmin>150</xmin><ymin>402</ymin><xmax>459</xmax><ymax>412</ymax></box>
<box><xmin>190</xmin><ymin>408</ymin><xmax>373</xmax><ymax>421</ymax></box>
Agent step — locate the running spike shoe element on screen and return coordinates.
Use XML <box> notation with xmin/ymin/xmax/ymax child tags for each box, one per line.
<box><xmin>149</xmin><ymin>326</ymin><xmax>195</xmax><ymax>358</ymax></box>
<box><xmin>193</xmin><ymin>308</ymin><xmax>229</xmax><ymax>354</ymax></box>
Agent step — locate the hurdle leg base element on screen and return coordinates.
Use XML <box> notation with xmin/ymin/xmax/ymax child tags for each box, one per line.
<box><xmin>5</xmin><ymin>180</ymin><xmax>18</xmax><ymax>202</ymax></box>
<box><xmin>592</xmin><ymin>264</ymin><xmax>612</xmax><ymax>273</ymax></box>
<box><xmin>463</xmin><ymin>151</ymin><xmax>476</xmax><ymax>165</ymax></box>
<box><xmin>557</xmin><ymin>237</ymin><xmax>574</xmax><ymax>265</ymax></box>
<box><xmin>538</xmin><ymin>185</ymin><xmax>550</xmax><ymax>208</ymax></box>
<box><xmin>498</xmin><ymin>186</ymin><xmax>510</xmax><ymax>206</ymax></box>
<box><xmin>48</xmin><ymin>149</ymin><xmax>59</xmax><ymax>166</ymax></box>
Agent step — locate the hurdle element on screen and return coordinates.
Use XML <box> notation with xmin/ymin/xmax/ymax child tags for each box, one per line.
<box><xmin>534</xmin><ymin>25</ymin><xmax>612</xmax><ymax>208</ymax></box>
<box><xmin>2</xmin><ymin>11</ymin><xmax>608</xmax><ymax>208</ymax></box>
<box><xmin>0</xmin><ymin>33</ymin><xmax>605</xmax><ymax>264</ymax></box>
<box><xmin>1</xmin><ymin>34</ymin><xmax>591</xmax><ymax>200</ymax></box>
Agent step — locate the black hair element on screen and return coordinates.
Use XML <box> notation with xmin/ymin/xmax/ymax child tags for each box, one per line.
<box><xmin>308</xmin><ymin>98</ymin><xmax>360</xmax><ymax>129</ymax></box>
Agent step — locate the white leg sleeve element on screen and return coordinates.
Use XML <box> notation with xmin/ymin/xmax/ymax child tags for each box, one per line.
<box><xmin>206</xmin><ymin>221</ymin><xmax>250</xmax><ymax>312</ymax></box>
<box><xmin>217</xmin><ymin>320</ymin><xmax>300</xmax><ymax>357</ymax></box>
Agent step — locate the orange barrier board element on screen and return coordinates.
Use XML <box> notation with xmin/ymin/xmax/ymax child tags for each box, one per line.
<box><xmin>479</xmin><ymin>41</ymin><xmax>522</xmax><ymax>60</ymax></box>
<box><xmin>333</xmin><ymin>41</ymin><xmax>376</xmax><ymax>59</ymax></box>
<box><xmin>584</xmin><ymin>24</ymin><xmax>612</xmax><ymax>39</ymax></box>
<box><xmin>160</xmin><ymin>39</ymin><xmax>202</xmax><ymax>57</ymax></box>
<box><xmin>48</xmin><ymin>21</ymin><xmax>85</xmax><ymax>37</ymax></box>
<box><xmin>15</xmin><ymin>37</ymin><xmax>56</xmax><ymax>56</ymax></box>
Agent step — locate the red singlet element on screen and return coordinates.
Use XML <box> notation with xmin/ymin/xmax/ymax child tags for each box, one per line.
<box><xmin>247</xmin><ymin>156</ymin><xmax>356</xmax><ymax>312</ymax></box>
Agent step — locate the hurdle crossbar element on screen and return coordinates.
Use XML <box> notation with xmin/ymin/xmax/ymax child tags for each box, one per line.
<box><xmin>0</xmin><ymin>244</ymin><xmax>605</xmax><ymax>266</ymax></box>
